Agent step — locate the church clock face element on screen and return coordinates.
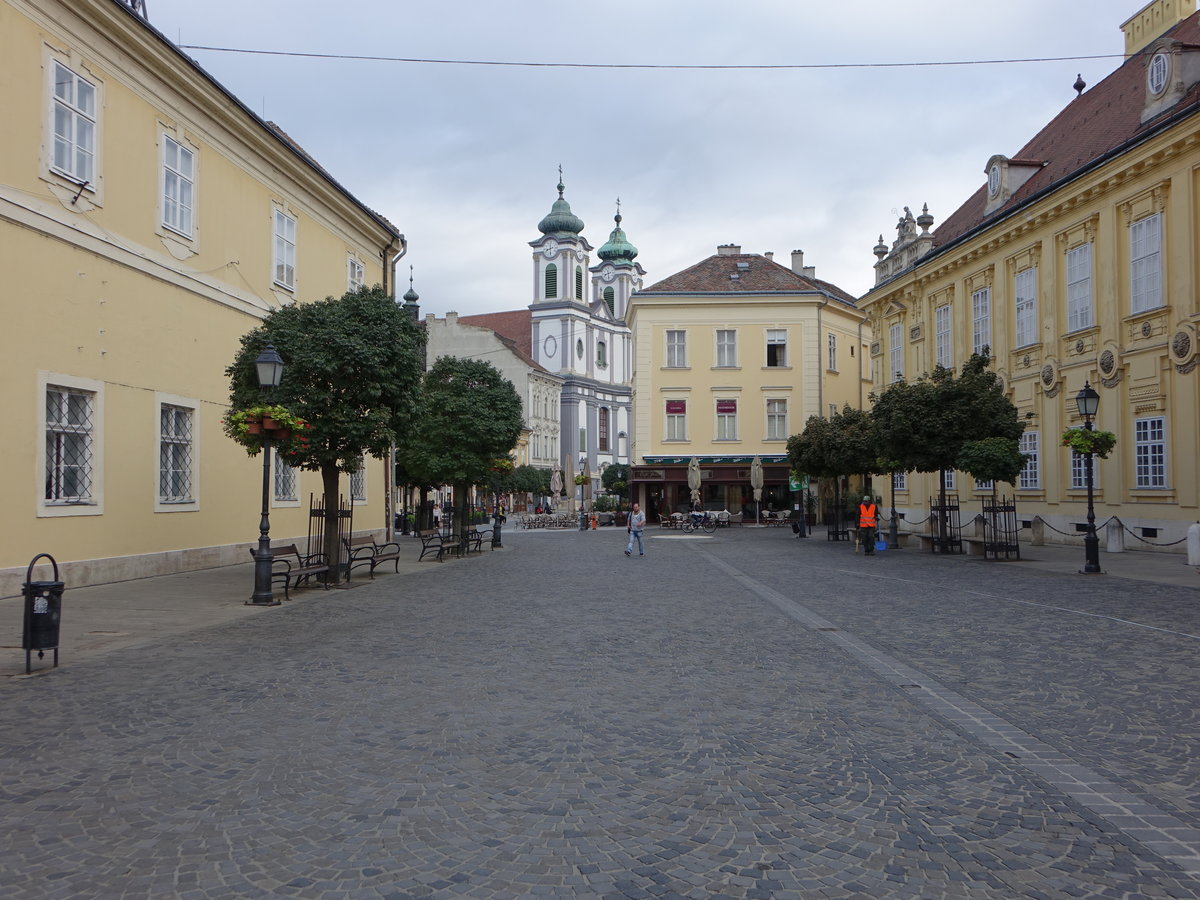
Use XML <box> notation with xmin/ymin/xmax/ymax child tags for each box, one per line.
<box><xmin>575</xmin><ymin>248</ymin><xmax>585</xmax><ymax>261</ymax></box>
<box><xmin>542</xmin><ymin>239</ymin><xmax>560</xmax><ymax>259</ymax></box>
<box><xmin>543</xmin><ymin>334</ymin><xmax>557</xmax><ymax>357</ymax></box>
<box><xmin>601</xmin><ymin>268</ymin><xmax>615</xmax><ymax>283</ymax></box>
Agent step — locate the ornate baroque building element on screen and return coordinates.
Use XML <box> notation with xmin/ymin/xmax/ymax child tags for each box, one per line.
<box><xmin>859</xmin><ymin>0</ymin><xmax>1200</xmax><ymax>551</ymax></box>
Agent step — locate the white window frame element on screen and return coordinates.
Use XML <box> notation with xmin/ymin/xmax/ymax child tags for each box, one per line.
<box><xmin>666</xmin><ymin>330</ymin><xmax>687</xmax><ymax>368</ymax></box>
<box><xmin>893</xmin><ymin>471</ymin><xmax>907</xmax><ymax>491</ymax></box>
<box><xmin>889</xmin><ymin>322</ymin><xmax>904</xmax><ymax>382</ymax></box>
<box><xmin>1130</xmin><ymin>214</ymin><xmax>1162</xmax><ymax>314</ymax></box>
<box><xmin>1068</xmin><ymin>426</ymin><xmax>1101</xmax><ymax>491</ymax></box>
<box><xmin>715</xmin><ymin>400</ymin><xmax>738</xmax><ymax>441</ymax></box>
<box><xmin>156</xmin><ymin>394</ymin><xmax>198</xmax><ymax>511</ymax></box>
<box><xmin>273</xmin><ymin>209</ymin><xmax>297</xmax><ymax>290</ymax></box>
<box><xmin>665</xmin><ymin>401</ymin><xmax>687</xmax><ymax>441</ymax></box>
<box><xmin>161</xmin><ymin>136</ymin><xmax>195</xmax><ymax>238</ymax></box>
<box><xmin>1015</xmin><ymin>267</ymin><xmax>1038</xmax><ymax>348</ymax></box>
<box><xmin>347</xmin><ymin>256</ymin><xmax>364</xmax><ymax>291</ymax></box>
<box><xmin>275</xmin><ymin>458</ymin><xmax>298</xmax><ymax>503</ymax></box>
<box><xmin>50</xmin><ymin>60</ymin><xmax>97</xmax><ymax>186</ymax></box>
<box><xmin>350</xmin><ymin>459</ymin><xmax>367</xmax><ymax>503</ymax></box>
<box><xmin>1018</xmin><ymin>431</ymin><xmax>1040</xmax><ymax>490</ymax></box>
<box><xmin>971</xmin><ymin>287</ymin><xmax>991</xmax><ymax>355</ymax></box>
<box><xmin>935</xmin><ymin>304</ymin><xmax>952</xmax><ymax>368</ymax></box>
<box><xmin>974</xmin><ymin>478</ymin><xmax>993</xmax><ymax>492</ymax></box>
<box><xmin>596</xmin><ymin>340</ymin><xmax>607</xmax><ymax>369</ymax></box>
<box><xmin>716</xmin><ymin>330</ymin><xmax>737</xmax><ymax>368</ymax></box>
<box><xmin>1134</xmin><ymin>416</ymin><xmax>1167</xmax><ymax>488</ymax></box>
<box><xmin>766</xmin><ymin>329</ymin><xmax>787</xmax><ymax>367</ymax></box>
<box><xmin>827</xmin><ymin>333</ymin><xmax>837</xmax><ymax>371</ymax></box>
<box><xmin>766</xmin><ymin>399</ymin><xmax>787</xmax><ymax>441</ymax></box>
<box><xmin>39</xmin><ymin>372</ymin><xmax>104</xmax><ymax>517</ymax></box>
<box><xmin>1066</xmin><ymin>243</ymin><xmax>1093</xmax><ymax>332</ymax></box>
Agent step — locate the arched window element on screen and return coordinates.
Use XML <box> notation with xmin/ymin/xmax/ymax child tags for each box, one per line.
<box><xmin>596</xmin><ymin>340</ymin><xmax>607</xmax><ymax>368</ymax></box>
<box><xmin>602</xmin><ymin>287</ymin><xmax>615</xmax><ymax>315</ymax></box>
<box><xmin>575</xmin><ymin>266</ymin><xmax>583</xmax><ymax>300</ymax></box>
<box><xmin>598</xmin><ymin>407</ymin><xmax>609</xmax><ymax>451</ymax></box>
<box><xmin>545</xmin><ymin>263</ymin><xmax>558</xmax><ymax>299</ymax></box>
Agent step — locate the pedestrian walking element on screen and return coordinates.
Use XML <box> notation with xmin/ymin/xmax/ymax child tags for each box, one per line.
<box><xmin>625</xmin><ymin>502</ymin><xmax>646</xmax><ymax>557</ymax></box>
<box><xmin>858</xmin><ymin>495</ymin><xmax>878</xmax><ymax>556</ymax></box>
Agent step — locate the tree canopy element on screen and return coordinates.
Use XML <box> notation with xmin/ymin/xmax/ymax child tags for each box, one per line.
<box><xmin>870</xmin><ymin>351</ymin><xmax>1025</xmax><ymax>480</ymax></box>
<box><xmin>398</xmin><ymin>355</ymin><xmax>523</xmax><ymax>493</ymax></box>
<box><xmin>787</xmin><ymin>406</ymin><xmax>880</xmax><ymax>481</ymax></box>
<box><xmin>601</xmin><ymin>462</ymin><xmax>630</xmax><ymax>501</ymax></box>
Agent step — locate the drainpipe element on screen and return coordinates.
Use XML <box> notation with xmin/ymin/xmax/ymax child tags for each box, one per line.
<box><xmin>816</xmin><ymin>294</ymin><xmax>830</xmax><ymax>418</ymax></box>
<box><xmin>384</xmin><ymin>233</ymin><xmax>408</xmax><ymax>540</ymax></box>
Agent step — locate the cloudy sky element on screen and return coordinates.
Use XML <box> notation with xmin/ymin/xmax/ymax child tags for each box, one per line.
<box><xmin>150</xmin><ymin>0</ymin><xmax>1146</xmax><ymax>316</ymax></box>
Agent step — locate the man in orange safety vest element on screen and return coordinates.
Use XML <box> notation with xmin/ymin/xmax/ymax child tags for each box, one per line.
<box><xmin>858</xmin><ymin>495</ymin><xmax>878</xmax><ymax>556</ymax></box>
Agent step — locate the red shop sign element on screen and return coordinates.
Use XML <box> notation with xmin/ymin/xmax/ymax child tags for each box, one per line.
<box><xmin>665</xmin><ymin>400</ymin><xmax>686</xmax><ymax>414</ymax></box>
<box><xmin>716</xmin><ymin>399</ymin><xmax>737</xmax><ymax>414</ymax></box>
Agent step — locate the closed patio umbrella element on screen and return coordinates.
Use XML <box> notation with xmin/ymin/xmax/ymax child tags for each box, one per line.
<box><xmin>687</xmin><ymin>456</ymin><xmax>702</xmax><ymax>505</ymax></box>
<box><xmin>750</xmin><ymin>455</ymin><xmax>764</xmax><ymax>525</ymax></box>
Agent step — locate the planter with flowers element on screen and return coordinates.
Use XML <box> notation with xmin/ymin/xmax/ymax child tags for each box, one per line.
<box><xmin>224</xmin><ymin>404</ymin><xmax>312</xmax><ymax>459</ymax></box>
<box><xmin>1060</xmin><ymin>428</ymin><xmax>1117</xmax><ymax>459</ymax></box>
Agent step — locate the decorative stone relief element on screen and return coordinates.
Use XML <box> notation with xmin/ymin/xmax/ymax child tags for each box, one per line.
<box><xmin>1098</xmin><ymin>348</ymin><xmax>1118</xmax><ymax>378</ymax></box>
<box><xmin>1170</xmin><ymin>326</ymin><xmax>1196</xmax><ymax>374</ymax></box>
<box><xmin>909</xmin><ymin>324</ymin><xmax>922</xmax><ymax>342</ymax></box>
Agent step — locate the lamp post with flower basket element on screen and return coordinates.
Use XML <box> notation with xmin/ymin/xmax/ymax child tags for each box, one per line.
<box><xmin>1064</xmin><ymin>382</ymin><xmax>1116</xmax><ymax>575</ymax></box>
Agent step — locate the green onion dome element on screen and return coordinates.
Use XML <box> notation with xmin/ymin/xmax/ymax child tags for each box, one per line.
<box><xmin>538</xmin><ymin>180</ymin><xmax>585</xmax><ymax>236</ymax></box>
<box><xmin>597</xmin><ymin>212</ymin><xmax>638</xmax><ymax>262</ymax></box>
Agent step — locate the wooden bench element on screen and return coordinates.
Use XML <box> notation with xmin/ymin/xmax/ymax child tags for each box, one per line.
<box><xmin>344</xmin><ymin>534</ymin><xmax>402</xmax><ymax>579</ymax></box>
<box><xmin>417</xmin><ymin>529</ymin><xmax>450</xmax><ymax>562</ymax></box>
<box><xmin>249</xmin><ymin>543</ymin><xmax>330</xmax><ymax>600</ymax></box>
<box><xmin>464</xmin><ymin>527</ymin><xmax>493</xmax><ymax>554</ymax></box>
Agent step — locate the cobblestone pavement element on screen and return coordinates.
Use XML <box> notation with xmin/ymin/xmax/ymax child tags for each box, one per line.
<box><xmin>2</xmin><ymin>527</ymin><xmax>1199</xmax><ymax>899</ymax></box>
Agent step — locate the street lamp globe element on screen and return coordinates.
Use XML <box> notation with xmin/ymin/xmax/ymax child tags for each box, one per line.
<box><xmin>1075</xmin><ymin>381</ymin><xmax>1099</xmax><ymax>420</ymax></box>
<box><xmin>255</xmin><ymin>342</ymin><xmax>284</xmax><ymax>389</ymax></box>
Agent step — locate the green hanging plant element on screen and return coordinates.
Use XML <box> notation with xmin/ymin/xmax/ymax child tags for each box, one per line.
<box><xmin>1061</xmin><ymin>428</ymin><xmax>1117</xmax><ymax>459</ymax></box>
<box><xmin>223</xmin><ymin>404</ymin><xmax>312</xmax><ymax>457</ymax></box>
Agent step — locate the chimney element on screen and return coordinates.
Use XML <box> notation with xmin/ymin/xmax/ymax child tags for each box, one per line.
<box><xmin>764</xmin><ymin>251</ymin><xmax>774</xmax><ymax>261</ymax></box>
<box><xmin>1122</xmin><ymin>0</ymin><xmax>1195</xmax><ymax>56</ymax></box>
<box><xmin>791</xmin><ymin>250</ymin><xmax>804</xmax><ymax>273</ymax></box>
<box><xmin>717</xmin><ymin>244</ymin><xmax>741</xmax><ymax>256</ymax></box>
<box><xmin>446</xmin><ymin>311</ymin><xmax>458</xmax><ymax>325</ymax></box>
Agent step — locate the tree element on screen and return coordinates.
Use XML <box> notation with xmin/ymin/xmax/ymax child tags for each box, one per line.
<box><xmin>397</xmin><ymin>356</ymin><xmax>523</xmax><ymax>545</ymax></box>
<box><xmin>513</xmin><ymin>464</ymin><xmax>551</xmax><ymax>499</ymax></box>
<box><xmin>225</xmin><ymin>286</ymin><xmax>426</xmax><ymax>570</ymax></box>
<box><xmin>601</xmin><ymin>462</ymin><xmax>630</xmax><ymax>503</ymax></box>
<box><xmin>787</xmin><ymin>406</ymin><xmax>880</xmax><ymax>527</ymax></box>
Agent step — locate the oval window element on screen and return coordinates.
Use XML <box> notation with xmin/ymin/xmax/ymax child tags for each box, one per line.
<box><xmin>1148</xmin><ymin>52</ymin><xmax>1169</xmax><ymax>96</ymax></box>
<box><xmin>576</xmin><ymin>339</ymin><xmax>584</xmax><ymax>359</ymax></box>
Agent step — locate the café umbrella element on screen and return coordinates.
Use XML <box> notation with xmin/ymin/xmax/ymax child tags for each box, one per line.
<box><xmin>687</xmin><ymin>456</ymin><xmax>702</xmax><ymax>505</ymax></box>
<box><xmin>750</xmin><ymin>455</ymin><xmax>764</xmax><ymax>524</ymax></box>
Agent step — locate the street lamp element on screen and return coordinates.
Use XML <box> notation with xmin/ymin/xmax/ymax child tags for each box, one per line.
<box><xmin>578</xmin><ymin>456</ymin><xmax>588</xmax><ymax>531</ymax></box>
<box><xmin>1075</xmin><ymin>381</ymin><xmax>1101</xmax><ymax>574</ymax></box>
<box><xmin>249</xmin><ymin>342</ymin><xmax>284</xmax><ymax>606</ymax></box>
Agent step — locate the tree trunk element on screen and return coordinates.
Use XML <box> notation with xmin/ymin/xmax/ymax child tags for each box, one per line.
<box><xmin>456</xmin><ymin>483</ymin><xmax>469</xmax><ymax>550</ymax></box>
<box><xmin>321</xmin><ymin>462</ymin><xmax>342</xmax><ymax>581</ymax></box>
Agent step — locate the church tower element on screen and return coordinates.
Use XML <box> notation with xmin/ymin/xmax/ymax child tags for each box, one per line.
<box><xmin>591</xmin><ymin>202</ymin><xmax>645</xmax><ymax>321</ymax></box>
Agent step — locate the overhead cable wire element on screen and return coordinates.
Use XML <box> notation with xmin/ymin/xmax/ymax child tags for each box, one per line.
<box><xmin>178</xmin><ymin>45</ymin><xmax>1128</xmax><ymax>70</ymax></box>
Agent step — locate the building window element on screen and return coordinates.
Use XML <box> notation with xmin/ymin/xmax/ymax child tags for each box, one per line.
<box><xmin>935</xmin><ymin>304</ymin><xmax>952</xmax><ymax>368</ymax></box>
<box><xmin>666</xmin><ymin>330</ymin><xmax>687</xmax><ymax>367</ymax></box>
<box><xmin>602</xmin><ymin>286</ymin><xmax>615</xmax><ymax>315</ymax></box>
<box><xmin>716</xmin><ymin>399</ymin><xmax>738</xmax><ymax>440</ymax></box>
<box><xmin>273</xmin><ymin>209</ymin><xmax>296</xmax><ymax>289</ymax></box>
<box><xmin>162</xmin><ymin>136</ymin><xmax>194</xmax><ymax>237</ymax></box>
<box><xmin>893</xmin><ymin>471</ymin><xmax>907</xmax><ymax>491</ymax></box>
<box><xmin>350</xmin><ymin>462</ymin><xmax>366</xmax><ymax>502</ymax></box>
<box><xmin>1018</xmin><ymin>431</ymin><xmax>1040</xmax><ymax>490</ymax></box>
<box><xmin>827</xmin><ymin>333</ymin><xmax>837</xmax><ymax>371</ymax></box>
<box><xmin>1066</xmin><ymin>243</ymin><xmax>1093</xmax><ymax>332</ymax></box>
<box><xmin>598</xmin><ymin>407</ymin><xmax>609</xmax><ymax>451</ymax></box>
<box><xmin>51</xmin><ymin>62</ymin><xmax>96</xmax><ymax>185</ymax></box>
<box><xmin>1067</xmin><ymin>426</ymin><xmax>1100</xmax><ymax>491</ymax></box>
<box><xmin>766</xmin><ymin>399</ymin><xmax>787</xmax><ymax>440</ymax></box>
<box><xmin>665</xmin><ymin>400</ymin><xmax>687</xmax><ymax>441</ymax></box>
<box><xmin>596</xmin><ymin>340</ymin><xmax>607</xmax><ymax>368</ymax></box>
<box><xmin>766</xmin><ymin>329</ymin><xmax>787</xmax><ymax>367</ymax></box>
<box><xmin>1134</xmin><ymin>416</ymin><xmax>1166</xmax><ymax>488</ymax></box>
<box><xmin>45</xmin><ymin>385</ymin><xmax>95</xmax><ymax>503</ymax></box>
<box><xmin>158</xmin><ymin>404</ymin><xmax>193</xmax><ymax>502</ymax></box>
<box><xmin>575</xmin><ymin>266</ymin><xmax>583</xmax><ymax>300</ymax></box>
<box><xmin>545</xmin><ymin>263</ymin><xmax>558</xmax><ymax>299</ymax></box>
<box><xmin>1015</xmin><ymin>267</ymin><xmax>1037</xmax><ymax>347</ymax></box>
<box><xmin>972</xmin><ymin>287</ymin><xmax>991</xmax><ymax>355</ymax></box>
<box><xmin>348</xmin><ymin>256</ymin><xmax>364</xmax><ymax>290</ymax></box>
<box><xmin>889</xmin><ymin>322</ymin><xmax>904</xmax><ymax>382</ymax></box>
<box><xmin>974</xmin><ymin>478</ymin><xmax>993</xmax><ymax>492</ymax></box>
<box><xmin>1131</xmin><ymin>213</ymin><xmax>1162</xmax><ymax>314</ymax></box>
<box><xmin>275</xmin><ymin>459</ymin><xmax>297</xmax><ymax>502</ymax></box>
<box><xmin>941</xmin><ymin>471</ymin><xmax>956</xmax><ymax>491</ymax></box>
<box><xmin>716</xmin><ymin>330</ymin><xmax>737</xmax><ymax>367</ymax></box>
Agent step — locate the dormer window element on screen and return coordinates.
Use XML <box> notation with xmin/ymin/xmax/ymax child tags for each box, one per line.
<box><xmin>987</xmin><ymin>164</ymin><xmax>1001</xmax><ymax>198</ymax></box>
<box><xmin>1148</xmin><ymin>51</ymin><xmax>1170</xmax><ymax>96</ymax></box>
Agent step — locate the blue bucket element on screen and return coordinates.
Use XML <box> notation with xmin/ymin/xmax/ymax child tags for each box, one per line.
<box><xmin>874</xmin><ymin>539</ymin><xmax>888</xmax><ymax>552</ymax></box>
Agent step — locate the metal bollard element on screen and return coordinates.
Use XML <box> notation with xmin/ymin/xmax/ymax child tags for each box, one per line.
<box><xmin>22</xmin><ymin>553</ymin><xmax>64</xmax><ymax>675</ymax></box>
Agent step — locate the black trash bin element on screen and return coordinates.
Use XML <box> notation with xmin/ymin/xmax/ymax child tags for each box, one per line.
<box><xmin>22</xmin><ymin>553</ymin><xmax>64</xmax><ymax>674</ymax></box>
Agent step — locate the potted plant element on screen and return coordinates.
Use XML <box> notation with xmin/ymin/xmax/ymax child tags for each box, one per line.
<box><xmin>223</xmin><ymin>404</ymin><xmax>311</xmax><ymax>456</ymax></box>
<box><xmin>1061</xmin><ymin>428</ymin><xmax>1117</xmax><ymax>458</ymax></box>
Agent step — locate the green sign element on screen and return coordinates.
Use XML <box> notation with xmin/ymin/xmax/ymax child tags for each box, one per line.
<box><xmin>789</xmin><ymin>474</ymin><xmax>809</xmax><ymax>491</ymax></box>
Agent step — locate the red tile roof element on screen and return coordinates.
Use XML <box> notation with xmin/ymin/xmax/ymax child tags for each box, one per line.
<box><xmin>640</xmin><ymin>253</ymin><xmax>858</xmax><ymax>307</ymax></box>
<box><xmin>929</xmin><ymin>13</ymin><xmax>1200</xmax><ymax>254</ymax></box>
<box><xmin>456</xmin><ymin>310</ymin><xmax>545</xmax><ymax>371</ymax></box>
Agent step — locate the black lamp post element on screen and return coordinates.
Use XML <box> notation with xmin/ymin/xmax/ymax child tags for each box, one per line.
<box><xmin>578</xmin><ymin>456</ymin><xmax>588</xmax><ymax>531</ymax></box>
<box><xmin>249</xmin><ymin>342</ymin><xmax>284</xmax><ymax>606</ymax></box>
<box><xmin>888</xmin><ymin>471</ymin><xmax>900</xmax><ymax>549</ymax></box>
<box><xmin>1075</xmin><ymin>381</ymin><xmax>1102</xmax><ymax>574</ymax></box>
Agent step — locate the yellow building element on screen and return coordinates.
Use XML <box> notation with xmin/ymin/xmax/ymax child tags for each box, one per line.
<box><xmin>1</xmin><ymin>0</ymin><xmax>403</xmax><ymax>595</ymax></box>
<box><xmin>860</xmin><ymin>0</ymin><xmax>1200</xmax><ymax>552</ymax></box>
<box><xmin>627</xmin><ymin>245</ymin><xmax>867</xmax><ymax>519</ymax></box>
